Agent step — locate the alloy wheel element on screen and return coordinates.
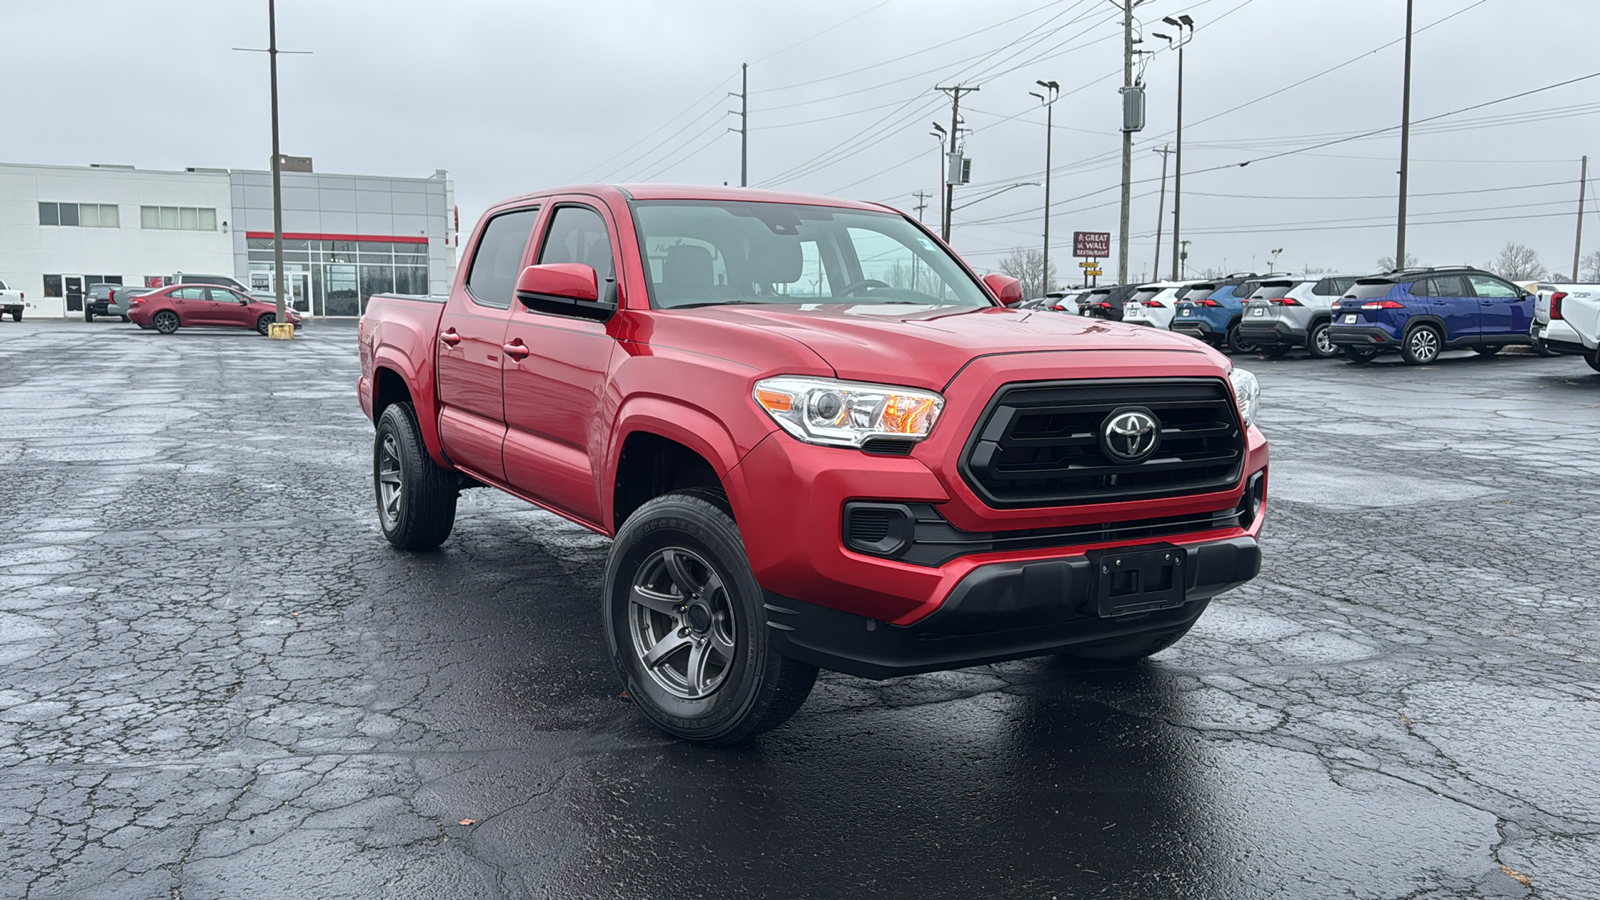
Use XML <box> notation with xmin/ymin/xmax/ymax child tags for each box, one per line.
<box><xmin>377</xmin><ymin>433</ymin><xmax>403</xmax><ymax>529</ymax></box>
<box><xmin>628</xmin><ymin>547</ymin><xmax>736</xmax><ymax>700</ymax></box>
<box><xmin>1409</xmin><ymin>328</ymin><xmax>1439</xmax><ymax>363</ymax></box>
<box><xmin>1313</xmin><ymin>325</ymin><xmax>1335</xmax><ymax>357</ymax></box>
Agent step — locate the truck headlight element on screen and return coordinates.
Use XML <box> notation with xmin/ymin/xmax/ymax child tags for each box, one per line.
<box><xmin>753</xmin><ymin>377</ymin><xmax>944</xmax><ymax>448</ymax></box>
<box><xmin>1228</xmin><ymin>367</ymin><xmax>1260</xmax><ymax>427</ymax></box>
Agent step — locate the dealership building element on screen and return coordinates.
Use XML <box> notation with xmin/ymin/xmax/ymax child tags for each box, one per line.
<box><xmin>0</xmin><ymin>161</ymin><xmax>457</xmax><ymax>318</ymax></box>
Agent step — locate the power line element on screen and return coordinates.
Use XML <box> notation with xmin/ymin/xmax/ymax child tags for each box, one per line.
<box><xmin>750</xmin><ymin>0</ymin><xmax>897</xmax><ymax>65</ymax></box>
<box><xmin>576</xmin><ymin>75</ymin><xmax>734</xmax><ymax>183</ymax></box>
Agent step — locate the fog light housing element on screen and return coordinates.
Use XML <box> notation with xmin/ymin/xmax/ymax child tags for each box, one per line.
<box><xmin>842</xmin><ymin>502</ymin><xmax>915</xmax><ymax>558</ymax></box>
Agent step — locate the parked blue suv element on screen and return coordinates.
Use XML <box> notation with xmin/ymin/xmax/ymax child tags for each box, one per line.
<box><xmin>1327</xmin><ymin>267</ymin><xmax>1536</xmax><ymax>364</ymax></box>
<box><xmin>1172</xmin><ymin>274</ymin><xmax>1261</xmax><ymax>353</ymax></box>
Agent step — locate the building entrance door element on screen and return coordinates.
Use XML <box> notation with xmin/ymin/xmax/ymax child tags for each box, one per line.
<box><xmin>64</xmin><ymin>276</ymin><xmax>85</xmax><ymax>313</ymax></box>
<box><xmin>249</xmin><ymin>270</ymin><xmax>311</xmax><ymax>314</ymax></box>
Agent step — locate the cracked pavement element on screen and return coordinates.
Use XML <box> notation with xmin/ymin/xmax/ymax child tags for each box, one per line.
<box><xmin>1</xmin><ymin>318</ymin><xmax>1596</xmax><ymax>898</ymax></box>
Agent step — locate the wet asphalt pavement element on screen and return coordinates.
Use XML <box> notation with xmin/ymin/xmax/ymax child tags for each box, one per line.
<box><xmin>1</xmin><ymin>318</ymin><xmax>1597</xmax><ymax>899</ymax></box>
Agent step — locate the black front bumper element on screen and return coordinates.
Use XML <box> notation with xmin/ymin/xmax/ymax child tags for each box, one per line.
<box><xmin>1237</xmin><ymin>318</ymin><xmax>1305</xmax><ymax>347</ymax></box>
<box><xmin>765</xmin><ymin>536</ymin><xmax>1260</xmax><ymax>679</ymax></box>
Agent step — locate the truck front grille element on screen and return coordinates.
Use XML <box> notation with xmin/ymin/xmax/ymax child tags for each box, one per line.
<box><xmin>960</xmin><ymin>378</ymin><xmax>1245</xmax><ymax>508</ymax></box>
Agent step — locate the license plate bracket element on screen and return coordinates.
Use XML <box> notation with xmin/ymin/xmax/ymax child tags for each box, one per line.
<box><xmin>1088</xmin><ymin>545</ymin><xmax>1188</xmax><ymax>617</ymax></box>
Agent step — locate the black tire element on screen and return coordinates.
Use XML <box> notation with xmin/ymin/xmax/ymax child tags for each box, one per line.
<box><xmin>1473</xmin><ymin>344</ymin><xmax>1502</xmax><ymax>357</ymax></box>
<box><xmin>373</xmin><ymin>402</ymin><xmax>457</xmax><ymax>550</ymax></box>
<box><xmin>1587</xmin><ymin>347</ymin><xmax>1600</xmax><ymax>373</ymax></box>
<box><xmin>1225</xmin><ymin>321</ymin><xmax>1256</xmax><ymax>354</ymax></box>
<box><xmin>84</xmin><ymin>310</ymin><xmax>95</xmax><ymax>323</ymax></box>
<box><xmin>256</xmin><ymin>313</ymin><xmax>276</xmax><ymax>335</ymax></box>
<box><xmin>604</xmin><ymin>489</ymin><xmax>817</xmax><ymax>745</ymax></box>
<box><xmin>1307</xmin><ymin>320</ymin><xmax>1338</xmax><ymax>358</ymax></box>
<box><xmin>1343</xmin><ymin>345</ymin><xmax>1378</xmax><ymax>364</ymax></box>
<box><xmin>152</xmin><ymin>310</ymin><xmax>180</xmax><ymax>334</ymax></box>
<box><xmin>120</xmin><ymin>315</ymin><xmax>130</xmax><ymax>323</ymax></box>
<box><xmin>1401</xmin><ymin>324</ymin><xmax>1442</xmax><ymax>365</ymax></box>
<box><xmin>12</xmin><ymin>311</ymin><xmax>22</xmax><ymax>322</ymax></box>
<box><xmin>1062</xmin><ymin>613</ymin><xmax>1204</xmax><ymax>663</ymax></box>
<box><xmin>1263</xmin><ymin>345</ymin><xmax>1291</xmax><ymax>359</ymax></box>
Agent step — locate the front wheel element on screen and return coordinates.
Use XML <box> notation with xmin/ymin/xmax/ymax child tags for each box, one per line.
<box><xmin>374</xmin><ymin>402</ymin><xmax>458</xmax><ymax>550</ymax></box>
<box><xmin>1307</xmin><ymin>321</ymin><xmax>1338</xmax><ymax>358</ymax></box>
<box><xmin>256</xmin><ymin>313</ymin><xmax>276</xmax><ymax>335</ymax></box>
<box><xmin>1402</xmin><ymin>324</ymin><xmax>1442</xmax><ymax>365</ymax></box>
<box><xmin>152</xmin><ymin>310</ymin><xmax>180</xmax><ymax>334</ymax></box>
<box><xmin>604</xmin><ymin>490</ymin><xmax>817</xmax><ymax>744</ymax></box>
<box><xmin>1343</xmin><ymin>345</ymin><xmax>1378</xmax><ymax>364</ymax></box>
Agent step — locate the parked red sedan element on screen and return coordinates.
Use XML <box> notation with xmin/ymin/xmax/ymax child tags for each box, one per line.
<box><xmin>128</xmin><ymin>284</ymin><xmax>302</xmax><ymax>335</ymax></box>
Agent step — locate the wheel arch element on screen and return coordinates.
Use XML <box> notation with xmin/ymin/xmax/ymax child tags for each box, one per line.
<box><xmin>370</xmin><ymin>351</ymin><xmax>449</xmax><ymax>469</ymax></box>
<box><xmin>607</xmin><ymin>399</ymin><xmax>748</xmax><ymax>533</ymax></box>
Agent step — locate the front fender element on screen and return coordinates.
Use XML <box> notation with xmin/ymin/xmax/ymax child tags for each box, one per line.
<box><xmin>605</xmin><ymin>395</ymin><xmax>772</xmax><ymax>533</ymax></box>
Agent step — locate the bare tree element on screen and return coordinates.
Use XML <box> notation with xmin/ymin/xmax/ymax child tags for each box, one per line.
<box><xmin>1580</xmin><ymin>249</ymin><xmax>1600</xmax><ymax>282</ymax></box>
<box><xmin>998</xmin><ymin>247</ymin><xmax>1057</xmax><ymax>298</ymax></box>
<box><xmin>1487</xmin><ymin>242</ymin><xmax>1546</xmax><ymax>282</ymax></box>
<box><xmin>1376</xmin><ymin>252</ymin><xmax>1419</xmax><ymax>272</ymax></box>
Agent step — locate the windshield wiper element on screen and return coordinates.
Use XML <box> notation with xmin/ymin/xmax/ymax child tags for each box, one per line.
<box><xmin>666</xmin><ymin>300</ymin><xmax>768</xmax><ymax>310</ymax></box>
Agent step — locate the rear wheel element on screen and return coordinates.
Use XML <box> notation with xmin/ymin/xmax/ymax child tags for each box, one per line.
<box><xmin>1587</xmin><ymin>347</ymin><xmax>1600</xmax><ymax>373</ymax></box>
<box><xmin>374</xmin><ymin>402</ymin><xmax>458</xmax><ymax>550</ymax></box>
<box><xmin>1225</xmin><ymin>321</ymin><xmax>1257</xmax><ymax>354</ymax></box>
<box><xmin>604</xmin><ymin>490</ymin><xmax>817</xmax><ymax>744</ymax></box>
<box><xmin>152</xmin><ymin>310</ymin><xmax>180</xmax><ymax>334</ymax></box>
<box><xmin>1402</xmin><ymin>324</ymin><xmax>1442</xmax><ymax>365</ymax></box>
<box><xmin>256</xmin><ymin>313</ymin><xmax>276</xmax><ymax>335</ymax></box>
<box><xmin>1473</xmin><ymin>344</ymin><xmax>1502</xmax><ymax>357</ymax></box>
<box><xmin>1307</xmin><ymin>321</ymin><xmax>1338</xmax><ymax>358</ymax></box>
<box><xmin>11</xmin><ymin>311</ymin><xmax>22</xmax><ymax>322</ymax></box>
<box><xmin>1343</xmin><ymin>345</ymin><xmax>1378</xmax><ymax>363</ymax></box>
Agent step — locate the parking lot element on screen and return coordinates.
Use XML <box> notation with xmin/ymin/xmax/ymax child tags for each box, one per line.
<box><xmin>2</xmin><ymin>318</ymin><xmax>1597</xmax><ymax>899</ymax></box>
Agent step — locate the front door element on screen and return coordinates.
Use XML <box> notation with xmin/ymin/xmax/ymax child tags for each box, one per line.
<box><xmin>1467</xmin><ymin>274</ymin><xmax>1526</xmax><ymax>339</ymax></box>
<box><xmin>501</xmin><ymin>200</ymin><xmax>621</xmax><ymax>527</ymax></box>
<box><xmin>435</xmin><ymin>206</ymin><xmax>541</xmax><ymax>484</ymax></box>
<box><xmin>205</xmin><ymin>287</ymin><xmax>255</xmax><ymax>328</ymax></box>
<box><xmin>64</xmin><ymin>276</ymin><xmax>85</xmax><ymax>313</ymax></box>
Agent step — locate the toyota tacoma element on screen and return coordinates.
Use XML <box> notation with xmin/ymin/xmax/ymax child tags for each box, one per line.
<box><xmin>358</xmin><ymin>185</ymin><xmax>1269</xmax><ymax>744</ymax></box>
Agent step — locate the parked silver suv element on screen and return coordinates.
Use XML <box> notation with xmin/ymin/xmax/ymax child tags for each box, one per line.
<box><xmin>1237</xmin><ymin>274</ymin><xmax>1363</xmax><ymax>358</ymax></box>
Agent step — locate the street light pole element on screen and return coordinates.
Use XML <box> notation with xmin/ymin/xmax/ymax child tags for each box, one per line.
<box><xmin>1031</xmin><ymin>81</ymin><xmax>1059</xmax><ymax>292</ymax></box>
<box><xmin>930</xmin><ymin>122</ymin><xmax>947</xmax><ymax>236</ymax></box>
<box><xmin>1162</xmin><ymin>15</ymin><xmax>1194</xmax><ymax>282</ymax></box>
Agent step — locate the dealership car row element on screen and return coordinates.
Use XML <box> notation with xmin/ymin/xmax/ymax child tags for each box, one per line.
<box><xmin>1038</xmin><ymin>266</ymin><xmax>1600</xmax><ymax>370</ymax></box>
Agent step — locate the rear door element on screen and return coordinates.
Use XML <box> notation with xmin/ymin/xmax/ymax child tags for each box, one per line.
<box><xmin>1421</xmin><ymin>274</ymin><xmax>1476</xmax><ymax>340</ymax></box>
<box><xmin>501</xmin><ymin>199</ymin><xmax>623</xmax><ymax>526</ymax></box>
<box><xmin>436</xmin><ymin>206</ymin><xmax>541</xmax><ymax>483</ymax></box>
<box><xmin>170</xmin><ymin>286</ymin><xmax>211</xmax><ymax>324</ymax></box>
<box><xmin>1466</xmin><ymin>274</ymin><xmax>1526</xmax><ymax>338</ymax></box>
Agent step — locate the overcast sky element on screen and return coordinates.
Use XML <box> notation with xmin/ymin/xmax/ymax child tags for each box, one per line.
<box><xmin>5</xmin><ymin>0</ymin><xmax>1598</xmax><ymax>282</ymax></box>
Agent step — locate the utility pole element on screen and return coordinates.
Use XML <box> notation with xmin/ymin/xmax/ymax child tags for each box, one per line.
<box><xmin>1179</xmin><ymin>240</ymin><xmax>1192</xmax><ymax>279</ymax></box>
<box><xmin>1161</xmin><ymin>15</ymin><xmax>1194</xmax><ymax>282</ymax></box>
<box><xmin>1573</xmin><ymin>155</ymin><xmax>1589</xmax><ymax>281</ymax></box>
<box><xmin>935</xmin><ymin>84</ymin><xmax>978</xmax><ymax>243</ymax></box>
<box><xmin>912</xmin><ymin>190</ymin><xmax>932</xmax><ymax>222</ymax></box>
<box><xmin>234</xmin><ymin>1</ymin><xmax>309</xmax><ymax>333</ymax></box>
<box><xmin>1113</xmin><ymin>0</ymin><xmax>1149</xmax><ymax>284</ymax></box>
<box><xmin>1396</xmin><ymin>0</ymin><xmax>1415</xmax><ymax>270</ymax></box>
<box><xmin>1031</xmin><ymin>81</ymin><xmax>1059</xmax><ymax>292</ymax></box>
<box><xmin>729</xmin><ymin>63</ymin><xmax>748</xmax><ymax>187</ymax></box>
<box><xmin>1152</xmin><ymin>145</ymin><xmax>1171</xmax><ymax>280</ymax></box>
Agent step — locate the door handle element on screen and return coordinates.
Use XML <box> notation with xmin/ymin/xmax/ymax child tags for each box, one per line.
<box><xmin>502</xmin><ymin>340</ymin><xmax>531</xmax><ymax>360</ymax></box>
<box><xmin>440</xmin><ymin>329</ymin><xmax>462</xmax><ymax>347</ymax></box>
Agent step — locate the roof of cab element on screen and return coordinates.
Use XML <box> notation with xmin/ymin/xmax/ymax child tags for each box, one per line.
<box><xmin>488</xmin><ymin>183</ymin><xmax>901</xmax><ymax>215</ymax></box>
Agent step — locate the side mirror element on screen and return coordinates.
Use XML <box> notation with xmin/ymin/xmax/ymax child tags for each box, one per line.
<box><xmin>982</xmin><ymin>273</ymin><xmax>1025</xmax><ymax>306</ymax></box>
<box><xmin>514</xmin><ymin>264</ymin><xmax>614</xmax><ymax>320</ymax></box>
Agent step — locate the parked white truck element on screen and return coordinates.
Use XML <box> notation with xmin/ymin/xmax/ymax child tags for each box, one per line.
<box><xmin>0</xmin><ymin>279</ymin><xmax>22</xmax><ymax>321</ymax></box>
<box><xmin>1533</xmin><ymin>283</ymin><xmax>1600</xmax><ymax>372</ymax></box>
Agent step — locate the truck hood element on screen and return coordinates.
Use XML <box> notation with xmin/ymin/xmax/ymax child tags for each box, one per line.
<box><xmin>680</xmin><ymin>303</ymin><xmax>1221</xmax><ymax>389</ymax></box>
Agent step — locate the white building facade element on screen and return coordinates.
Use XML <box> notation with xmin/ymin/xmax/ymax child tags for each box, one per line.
<box><xmin>0</xmin><ymin>161</ymin><xmax>456</xmax><ymax>318</ymax></box>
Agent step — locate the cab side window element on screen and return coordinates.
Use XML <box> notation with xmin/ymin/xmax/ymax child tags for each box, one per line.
<box><xmin>466</xmin><ymin>208</ymin><xmax>540</xmax><ymax>309</ymax></box>
<box><xmin>205</xmin><ymin>288</ymin><xmax>240</xmax><ymax>302</ymax></box>
<box><xmin>1468</xmin><ymin>275</ymin><xmax>1519</xmax><ymax>298</ymax></box>
<box><xmin>1429</xmin><ymin>275</ymin><xmax>1469</xmax><ymax>298</ymax></box>
<box><xmin>173</xmin><ymin>287</ymin><xmax>207</xmax><ymax>301</ymax></box>
<box><xmin>539</xmin><ymin>206</ymin><xmax>617</xmax><ymax>305</ymax></box>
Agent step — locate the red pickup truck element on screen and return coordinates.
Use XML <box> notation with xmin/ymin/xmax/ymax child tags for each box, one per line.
<box><xmin>359</xmin><ymin>184</ymin><xmax>1268</xmax><ymax>744</ymax></box>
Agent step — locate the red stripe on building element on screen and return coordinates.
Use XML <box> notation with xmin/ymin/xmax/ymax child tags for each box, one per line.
<box><xmin>244</xmin><ymin>231</ymin><xmax>430</xmax><ymax>244</ymax></box>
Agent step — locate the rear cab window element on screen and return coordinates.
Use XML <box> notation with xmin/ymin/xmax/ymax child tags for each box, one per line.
<box><xmin>466</xmin><ymin>208</ymin><xmax>541</xmax><ymax>309</ymax></box>
<box><xmin>1249</xmin><ymin>280</ymin><xmax>1296</xmax><ymax>301</ymax></box>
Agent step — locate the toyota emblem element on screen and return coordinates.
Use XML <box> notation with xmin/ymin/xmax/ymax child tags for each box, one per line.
<box><xmin>1101</xmin><ymin>407</ymin><xmax>1161</xmax><ymax>463</ymax></box>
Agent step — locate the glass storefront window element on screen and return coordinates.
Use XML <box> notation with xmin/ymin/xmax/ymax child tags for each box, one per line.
<box><xmin>360</xmin><ymin>265</ymin><xmax>394</xmax><ymax>313</ymax></box>
<box><xmin>325</xmin><ymin>265</ymin><xmax>359</xmax><ymax>316</ymax></box>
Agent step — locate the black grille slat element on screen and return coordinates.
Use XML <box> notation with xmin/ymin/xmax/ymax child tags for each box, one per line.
<box><xmin>896</xmin><ymin>502</ymin><xmax>1245</xmax><ymax>567</ymax></box>
<box><xmin>848</xmin><ymin>510</ymin><xmax>893</xmax><ymax>543</ymax></box>
<box><xmin>961</xmin><ymin>378</ymin><xmax>1246</xmax><ymax>508</ymax></box>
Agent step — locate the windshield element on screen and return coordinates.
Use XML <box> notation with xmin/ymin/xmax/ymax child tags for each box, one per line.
<box><xmin>631</xmin><ymin>200</ymin><xmax>992</xmax><ymax>309</ymax></box>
